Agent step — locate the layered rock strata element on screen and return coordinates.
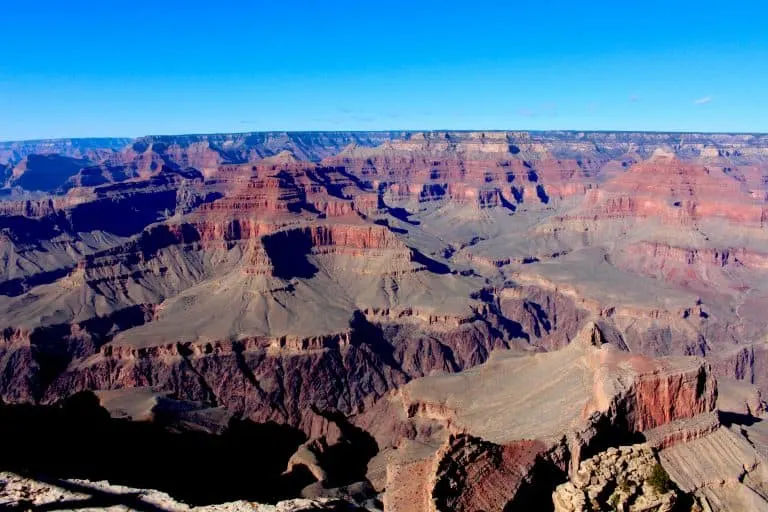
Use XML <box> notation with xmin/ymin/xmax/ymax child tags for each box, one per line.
<box><xmin>355</xmin><ymin>323</ymin><xmax>717</xmax><ymax>512</ymax></box>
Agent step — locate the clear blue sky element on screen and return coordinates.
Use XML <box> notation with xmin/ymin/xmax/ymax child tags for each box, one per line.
<box><xmin>1</xmin><ymin>0</ymin><xmax>767</xmax><ymax>140</ymax></box>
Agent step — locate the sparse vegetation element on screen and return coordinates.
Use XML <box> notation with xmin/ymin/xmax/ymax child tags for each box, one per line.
<box><xmin>648</xmin><ymin>463</ymin><xmax>672</xmax><ymax>494</ymax></box>
<box><xmin>618</xmin><ymin>477</ymin><xmax>631</xmax><ymax>493</ymax></box>
<box><xmin>609</xmin><ymin>492</ymin><xmax>621</xmax><ymax>511</ymax></box>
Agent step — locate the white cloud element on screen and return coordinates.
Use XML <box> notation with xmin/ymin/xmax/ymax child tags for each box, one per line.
<box><xmin>694</xmin><ymin>96</ymin><xmax>713</xmax><ymax>105</ymax></box>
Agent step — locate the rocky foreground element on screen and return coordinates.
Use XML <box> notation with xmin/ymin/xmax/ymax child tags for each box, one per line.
<box><xmin>1</xmin><ymin>324</ymin><xmax>767</xmax><ymax>510</ymax></box>
<box><xmin>553</xmin><ymin>445</ymin><xmax>678</xmax><ymax>512</ymax></box>
<box><xmin>0</xmin><ymin>472</ymin><xmax>359</xmax><ymax>511</ymax></box>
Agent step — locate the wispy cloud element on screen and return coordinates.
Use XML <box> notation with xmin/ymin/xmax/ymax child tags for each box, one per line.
<box><xmin>629</xmin><ymin>95</ymin><xmax>640</xmax><ymax>103</ymax></box>
<box><xmin>541</xmin><ymin>102</ymin><xmax>558</xmax><ymax>117</ymax></box>
<box><xmin>518</xmin><ymin>108</ymin><xmax>537</xmax><ymax>118</ymax></box>
<box><xmin>694</xmin><ymin>96</ymin><xmax>713</xmax><ymax>105</ymax></box>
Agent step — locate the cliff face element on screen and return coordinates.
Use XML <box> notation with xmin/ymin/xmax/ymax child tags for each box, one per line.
<box><xmin>628</xmin><ymin>363</ymin><xmax>716</xmax><ymax>432</ymax></box>
<box><xmin>43</xmin><ymin>318</ymin><xmax>508</xmax><ymax>433</ymax></box>
<box><xmin>356</xmin><ymin>323</ymin><xmax>718</xmax><ymax>512</ymax></box>
<box><xmin>431</xmin><ymin>435</ymin><xmax>548</xmax><ymax>512</ymax></box>
<box><xmin>579</xmin><ymin>155</ymin><xmax>767</xmax><ymax>227</ymax></box>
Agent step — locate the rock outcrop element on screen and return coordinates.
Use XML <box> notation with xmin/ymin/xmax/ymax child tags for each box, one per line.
<box><xmin>0</xmin><ymin>472</ymin><xmax>364</xmax><ymax>512</ymax></box>
<box><xmin>553</xmin><ymin>444</ymin><xmax>681</xmax><ymax>512</ymax></box>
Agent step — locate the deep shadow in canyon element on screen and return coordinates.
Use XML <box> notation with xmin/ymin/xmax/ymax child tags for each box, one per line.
<box><xmin>310</xmin><ymin>406</ymin><xmax>379</xmax><ymax>489</ymax></box>
<box><xmin>0</xmin><ymin>392</ymin><xmax>316</xmax><ymax>506</ymax></box>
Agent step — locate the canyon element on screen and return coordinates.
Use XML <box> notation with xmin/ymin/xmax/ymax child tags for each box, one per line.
<box><xmin>1</xmin><ymin>130</ymin><xmax>768</xmax><ymax>510</ymax></box>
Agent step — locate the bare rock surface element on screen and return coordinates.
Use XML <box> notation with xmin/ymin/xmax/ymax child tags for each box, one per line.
<box><xmin>553</xmin><ymin>444</ymin><xmax>678</xmax><ymax>512</ymax></box>
<box><xmin>356</xmin><ymin>323</ymin><xmax>717</xmax><ymax>511</ymax></box>
<box><xmin>659</xmin><ymin>427</ymin><xmax>768</xmax><ymax>512</ymax></box>
<box><xmin>0</xmin><ymin>472</ymin><xmax>364</xmax><ymax>511</ymax></box>
<box><xmin>654</xmin><ymin>373</ymin><xmax>768</xmax><ymax>511</ymax></box>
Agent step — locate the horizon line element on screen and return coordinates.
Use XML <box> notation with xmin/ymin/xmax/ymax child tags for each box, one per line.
<box><xmin>2</xmin><ymin>128</ymin><xmax>768</xmax><ymax>144</ymax></box>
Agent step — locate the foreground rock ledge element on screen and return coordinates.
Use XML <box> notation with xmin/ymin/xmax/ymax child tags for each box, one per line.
<box><xmin>553</xmin><ymin>444</ymin><xmax>678</xmax><ymax>512</ymax></box>
<box><xmin>0</xmin><ymin>472</ymin><xmax>360</xmax><ymax>511</ymax></box>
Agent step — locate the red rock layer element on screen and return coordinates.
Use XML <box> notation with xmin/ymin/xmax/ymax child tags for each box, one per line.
<box><xmin>626</xmin><ymin>363</ymin><xmax>717</xmax><ymax>431</ymax></box>
<box><xmin>367</xmin><ymin>327</ymin><xmax>718</xmax><ymax>512</ymax></box>
<box><xmin>42</xmin><ymin>317</ymin><xmax>510</xmax><ymax>435</ymax></box>
<box><xmin>431</xmin><ymin>435</ymin><xmax>549</xmax><ymax>512</ymax></box>
<box><xmin>325</xmin><ymin>145</ymin><xmax>600</xmax><ymax>211</ymax></box>
<box><xmin>580</xmin><ymin>156</ymin><xmax>767</xmax><ymax>225</ymax></box>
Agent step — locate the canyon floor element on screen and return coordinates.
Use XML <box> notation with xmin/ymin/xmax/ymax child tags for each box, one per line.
<box><xmin>1</xmin><ymin>131</ymin><xmax>768</xmax><ymax>510</ymax></box>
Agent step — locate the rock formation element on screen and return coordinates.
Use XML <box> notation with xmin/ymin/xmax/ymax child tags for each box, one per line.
<box><xmin>352</xmin><ymin>323</ymin><xmax>717</xmax><ymax>511</ymax></box>
<box><xmin>0</xmin><ymin>130</ymin><xmax>767</xmax><ymax>508</ymax></box>
<box><xmin>553</xmin><ymin>445</ymin><xmax>679</xmax><ymax>512</ymax></box>
<box><xmin>653</xmin><ymin>378</ymin><xmax>768</xmax><ymax>512</ymax></box>
<box><xmin>0</xmin><ymin>472</ymin><xmax>362</xmax><ymax>511</ymax></box>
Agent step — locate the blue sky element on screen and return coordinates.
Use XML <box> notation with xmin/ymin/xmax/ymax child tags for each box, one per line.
<box><xmin>1</xmin><ymin>0</ymin><xmax>766</xmax><ymax>140</ymax></box>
